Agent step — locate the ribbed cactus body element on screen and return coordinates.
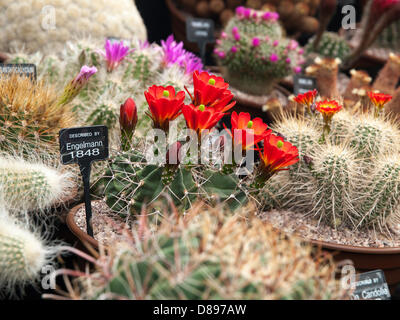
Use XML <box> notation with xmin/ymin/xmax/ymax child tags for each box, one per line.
<box><xmin>348</xmin><ymin>116</ymin><xmax>399</xmax><ymax>158</ymax></box>
<box><xmin>359</xmin><ymin>156</ymin><xmax>400</xmax><ymax>227</ymax></box>
<box><xmin>86</xmin><ymin>103</ymin><xmax>118</xmax><ymax>128</ymax></box>
<box><xmin>104</xmin><ymin>149</ymin><xmax>247</xmax><ymax>216</ymax></box>
<box><xmin>306</xmin><ymin>32</ymin><xmax>351</xmax><ymax>61</ymax></box>
<box><xmin>74</xmin><ymin>204</ymin><xmax>347</xmax><ymax>300</ymax></box>
<box><xmin>311</xmin><ymin>146</ymin><xmax>359</xmax><ymax>228</ymax></box>
<box><xmin>0</xmin><ymin>157</ymin><xmax>71</xmax><ymax>212</ymax></box>
<box><xmin>0</xmin><ymin>212</ymin><xmax>48</xmax><ymax>294</ymax></box>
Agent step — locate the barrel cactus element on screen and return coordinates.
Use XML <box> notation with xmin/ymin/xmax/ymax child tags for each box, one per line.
<box><xmin>305</xmin><ymin>32</ymin><xmax>351</xmax><ymax>62</ymax></box>
<box><xmin>214</xmin><ymin>6</ymin><xmax>304</xmax><ymax>95</ymax></box>
<box><xmin>49</xmin><ymin>203</ymin><xmax>348</xmax><ymax>300</ymax></box>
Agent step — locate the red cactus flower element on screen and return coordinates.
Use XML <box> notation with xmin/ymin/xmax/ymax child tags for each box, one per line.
<box><xmin>144</xmin><ymin>85</ymin><xmax>185</xmax><ymax>131</ymax></box>
<box><xmin>293</xmin><ymin>89</ymin><xmax>318</xmax><ymax>107</ymax></box>
<box><xmin>190</xmin><ymin>71</ymin><xmax>236</xmax><ymax>113</ymax></box>
<box><xmin>120</xmin><ymin>98</ymin><xmax>138</xmax><ymax>133</ymax></box>
<box><xmin>120</xmin><ymin>98</ymin><xmax>138</xmax><ymax>151</ymax></box>
<box><xmin>368</xmin><ymin>91</ymin><xmax>393</xmax><ymax>110</ymax></box>
<box><xmin>182</xmin><ymin>104</ymin><xmax>225</xmax><ymax>137</ymax></box>
<box><xmin>229</xmin><ymin>112</ymin><xmax>271</xmax><ymax>150</ymax></box>
<box><xmin>259</xmin><ymin>134</ymin><xmax>299</xmax><ymax>178</ymax></box>
<box><xmin>315</xmin><ymin>100</ymin><xmax>343</xmax><ymax>122</ymax></box>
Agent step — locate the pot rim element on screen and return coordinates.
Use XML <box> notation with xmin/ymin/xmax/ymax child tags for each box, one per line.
<box><xmin>66</xmin><ymin>202</ymin><xmax>99</xmax><ymax>249</ymax></box>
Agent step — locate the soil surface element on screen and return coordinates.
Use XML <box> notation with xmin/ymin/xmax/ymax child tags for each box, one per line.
<box><xmin>74</xmin><ymin>201</ymin><xmax>132</xmax><ymax>245</ymax></box>
<box><xmin>261</xmin><ymin>209</ymin><xmax>400</xmax><ymax>248</ymax></box>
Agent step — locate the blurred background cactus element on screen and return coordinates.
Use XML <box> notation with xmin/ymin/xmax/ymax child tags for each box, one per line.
<box><xmin>305</xmin><ymin>32</ymin><xmax>351</xmax><ymax>61</ymax></box>
<box><xmin>48</xmin><ymin>202</ymin><xmax>348</xmax><ymax>300</ymax></box>
<box><xmin>266</xmin><ymin>92</ymin><xmax>400</xmax><ymax>232</ymax></box>
<box><xmin>376</xmin><ymin>20</ymin><xmax>400</xmax><ymax>51</ymax></box>
<box><xmin>214</xmin><ymin>7</ymin><xmax>305</xmax><ymax>95</ymax></box>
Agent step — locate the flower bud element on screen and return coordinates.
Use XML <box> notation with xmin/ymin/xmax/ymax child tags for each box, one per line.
<box><xmin>120</xmin><ymin>98</ymin><xmax>138</xmax><ymax>151</ymax></box>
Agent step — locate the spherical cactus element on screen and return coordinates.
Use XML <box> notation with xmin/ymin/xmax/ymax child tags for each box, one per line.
<box><xmin>214</xmin><ymin>6</ymin><xmax>304</xmax><ymax>95</ymax></box>
<box><xmin>305</xmin><ymin>32</ymin><xmax>351</xmax><ymax>62</ymax></box>
<box><xmin>310</xmin><ymin>145</ymin><xmax>359</xmax><ymax>229</ymax></box>
<box><xmin>0</xmin><ymin>211</ymin><xmax>54</xmax><ymax>296</ymax></box>
<box><xmin>0</xmin><ymin>74</ymin><xmax>75</xmax><ymax>156</ymax></box>
<box><xmin>61</xmin><ymin>203</ymin><xmax>347</xmax><ymax>300</ymax></box>
<box><xmin>347</xmin><ymin>113</ymin><xmax>400</xmax><ymax>158</ymax></box>
<box><xmin>0</xmin><ymin>156</ymin><xmax>73</xmax><ymax>213</ymax></box>
<box><xmin>358</xmin><ymin>155</ymin><xmax>400</xmax><ymax>228</ymax></box>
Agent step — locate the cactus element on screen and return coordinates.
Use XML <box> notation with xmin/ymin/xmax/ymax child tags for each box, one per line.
<box><xmin>310</xmin><ymin>144</ymin><xmax>360</xmax><ymax>229</ymax></box>
<box><xmin>0</xmin><ymin>156</ymin><xmax>74</xmax><ymax>214</ymax></box>
<box><xmin>86</xmin><ymin>103</ymin><xmax>118</xmax><ymax>128</ymax></box>
<box><xmin>51</xmin><ymin>203</ymin><xmax>348</xmax><ymax>300</ymax></box>
<box><xmin>214</xmin><ymin>7</ymin><xmax>304</xmax><ymax>95</ymax></box>
<box><xmin>0</xmin><ymin>74</ymin><xmax>75</xmax><ymax>157</ymax></box>
<box><xmin>0</xmin><ymin>210</ymin><xmax>56</xmax><ymax>297</ymax></box>
<box><xmin>270</xmin><ymin>101</ymin><xmax>400</xmax><ymax>232</ymax></box>
<box><xmin>376</xmin><ymin>20</ymin><xmax>400</xmax><ymax>51</ymax></box>
<box><xmin>305</xmin><ymin>32</ymin><xmax>351</xmax><ymax>62</ymax></box>
<box><xmin>347</xmin><ymin>113</ymin><xmax>400</xmax><ymax>158</ymax></box>
<box><xmin>358</xmin><ymin>155</ymin><xmax>400</xmax><ymax>229</ymax></box>
<box><xmin>103</xmin><ymin>150</ymin><xmax>246</xmax><ymax>216</ymax></box>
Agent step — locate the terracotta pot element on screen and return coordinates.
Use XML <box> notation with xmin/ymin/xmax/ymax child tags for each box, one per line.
<box><xmin>304</xmin><ymin>238</ymin><xmax>400</xmax><ymax>293</ymax></box>
<box><xmin>66</xmin><ymin>202</ymin><xmax>99</xmax><ymax>249</ymax></box>
<box><xmin>165</xmin><ymin>0</ymin><xmax>219</xmax><ymax>54</ymax></box>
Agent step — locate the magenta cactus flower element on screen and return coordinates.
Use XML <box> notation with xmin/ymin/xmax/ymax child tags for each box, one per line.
<box><xmin>101</xmin><ymin>39</ymin><xmax>132</xmax><ymax>72</ymax></box>
<box><xmin>231</xmin><ymin>46</ymin><xmax>238</xmax><ymax>53</ymax></box>
<box><xmin>252</xmin><ymin>37</ymin><xmax>261</xmax><ymax>47</ymax></box>
<box><xmin>273</xmin><ymin>40</ymin><xmax>279</xmax><ymax>47</ymax></box>
<box><xmin>57</xmin><ymin>65</ymin><xmax>97</xmax><ymax>106</ymax></box>
<box><xmin>294</xmin><ymin>66</ymin><xmax>302</xmax><ymax>73</ymax></box>
<box><xmin>270</xmin><ymin>54</ymin><xmax>279</xmax><ymax>62</ymax></box>
<box><xmin>161</xmin><ymin>34</ymin><xmax>204</xmax><ymax>75</ymax></box>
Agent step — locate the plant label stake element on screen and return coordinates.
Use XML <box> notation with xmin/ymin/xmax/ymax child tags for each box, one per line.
<box><xmin>293</xmin><ymin>74</ymin><xmax>317</xmax><ymax>95</ymax></box>
<box><xmin>59</xmin><ymin>125</ymin><xmax>109</xmax><ymax>237</ymax></box>
<box><xmin>186</xmin><ymin>17</ymin><xmax>215</xmax><ymax>65</ymax></box>
<box><xmin>0</xmin><ymin>63</ymin><xmax>37</xmax><ymax>81</ymax></box>
<box><xmin>351</xmin><ymin>269</ymin><xmax>391</xmax><ymax>300</ymax></box>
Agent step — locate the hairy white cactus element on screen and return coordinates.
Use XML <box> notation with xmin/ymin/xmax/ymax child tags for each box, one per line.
<box><xmin>0</xmin><ymin>156</ymin><xmax>73</xmax><ymax>213</ymax></box>
<box><xmin>0</xmin><ymin>210</ymin><xmax>57</xmax><ymax>296</ymax></box>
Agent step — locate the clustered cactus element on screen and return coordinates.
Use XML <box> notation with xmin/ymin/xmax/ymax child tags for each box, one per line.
<box><xmin>49</xmin><ymin>202</ymin><xmax>348</xmax><ymax>300</ymax></box>
<box><xmin>305</xmin><ymin>32</ymin><xmax>351</xmax><ymax>62</ymax></box>
<box><xmin>214</xmin><ymin>6</ymin><xmax>305</xmax><ymax>95</ymax></box>
<box><xmin>268</xmin><ymin>91</ymin><xmax>400</xmax><ymax>231</ymax></box>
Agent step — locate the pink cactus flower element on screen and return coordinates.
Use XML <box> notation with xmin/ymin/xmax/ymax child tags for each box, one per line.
<box><xmin>273</xmin><ymin>40</ymin><xmax>279</xmax><ymax>47</ymax></box>
<box><xmin>270</xmin><ymin>54</ymin><xmax>279</xmax><ymax>62</ymax></box>
<box><xmin>234</xmin><ymin>33</ymin><xmax>241</xmax><ymax>41</ymax></box>
<box><xmin>262</xmin><ymin>12</ymin><xmax>272</xmax><ymax>20</ymax></box>
<box><xmin>252</xmin><ymin>37</ymin><xmax>261</xmax><ymax>47</ymax></box>
<box><xmin>221</xmin><ymin>31</ymin><xmax>227</xmax><ymax>39</ymax></box>
<box><xmin>101</xmin><ymin>39</ymin><xmax>132</xmax><ymax>72</ymax></box>
<box><xmin>231</xmin><ymin>46</ymin><xmax>238</xmax><ymax>53</ymax></box>
<box><xmin>286</xmin><ymin>58</ymin><xmax>291</xmax><ymax>64</ymax></box>
<box><xmin>294</xmin><ymin>66</ymin><xmax>302</xmax><ymax>73</ymax></box>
